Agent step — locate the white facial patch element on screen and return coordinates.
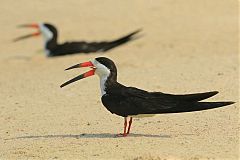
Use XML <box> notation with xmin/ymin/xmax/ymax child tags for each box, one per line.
<box><xmin>39</xmin><ymin>24</ymin><xmax>53</xmax><ymax>55</ymax></box>
<box><xmin>39</xmin><ymin>24</ymin><xmax>53</xmax><ymax>42</ymax></box>
<box><xmin>92</xmin><ymin>59</ymin><xmax>111</xmax><ymax>96</ymax></box>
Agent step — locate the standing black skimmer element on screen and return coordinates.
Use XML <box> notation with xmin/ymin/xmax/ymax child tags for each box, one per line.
<box><xmin>14</xmin><ymin>23</ymin><xmax>141</xmax><ymax>57</ymax></box>
<box><xmin>60</xmin><ymin>57</ymin><xmax>234</xmax><ymax>137</ymax></box>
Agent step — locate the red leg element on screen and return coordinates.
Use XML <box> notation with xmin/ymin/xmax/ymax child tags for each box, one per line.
<box><xmin>123</xmin><ymin>117</ymin><xmax>127</xmax><ymax>136</ymax></box>
<box><xmin>127</xmin><ymin>117</ymin><xmax>133</xmax><ymax>134</ymax></box>
<box><xmin>117</xmin><ymin>117</ymin><xmax>128</xmax><ymax>137</ymax></box>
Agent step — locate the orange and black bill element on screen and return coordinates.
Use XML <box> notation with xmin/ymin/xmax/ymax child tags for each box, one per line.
<box><xmin>65</xmin><ymin>61</ymin><xmax>94</xmax><ymax>70</ymax></box>
<box><xmin>13</xmin><ymin>23</ymin><xmax>41</xmax><ymax>42</ymax></box>
<box><xmin>60</xmin><ymin>61</ymin><xmax>95</xmax><ymax>88</ymax></box>
<box><xmin>17</xmin><ymin>24</ymin><xmax>39</xmax><ymax>29</ymax></box>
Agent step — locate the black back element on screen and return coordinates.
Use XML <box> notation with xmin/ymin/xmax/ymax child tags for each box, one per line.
<box><xmin>43</xmin><ymin>27</ymin><xmax>141</xmax><ymax>57</ymax></box>
<box><xmin>101</xmin><ymin>86</ymin><xmax>234</xmax><ymax>117</ymax></box>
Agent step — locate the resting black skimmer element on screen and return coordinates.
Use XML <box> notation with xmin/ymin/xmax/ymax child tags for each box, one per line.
<box><xmin>14</xmin><ymin>23</ymin><xmax>141</xmax><ymax>57</ymax></box>
<box><xmin>60</xmin><ymin>57</ymin><xmax>234</xmax><ymax>137</ymax></box>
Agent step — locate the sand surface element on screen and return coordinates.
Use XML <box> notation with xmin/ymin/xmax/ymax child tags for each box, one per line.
<box><xmin>0</xmin><ymin>0</ymin><xmax>239</xmax><ymax>159</ymax></box>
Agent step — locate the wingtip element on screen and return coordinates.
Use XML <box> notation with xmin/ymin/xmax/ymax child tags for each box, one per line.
<box><xmin>211</xmin><ymin>91</ymin><xmax>219</xmax><ymax>95</ymax></box>
<box><xmin>206</xmin><ymin>91</ymin><xmax>235</xmax><ymax>106</ymax></box>
<box><xmin>217</xmin><ymin>101</ymin><xmax>235</xmax><ymax>107</ymax></box>
<box><xmin>135</xmin><ymin>28</ymin><xmax>143</xmax><ymax>33</ymax></box>
<box><xmin>226</xmin><ymin>101</ymin><xmax>235</xmax><ymax>105</ymax></box>
<box><xmin>129</xmin><ymin>29</ymin><xmax>144</xmax><ymax>41</ymax></box>
<box><xmin>132</xmin><ymin>28</ymin><xmax>143</xmax><ymax>35</ymax></box>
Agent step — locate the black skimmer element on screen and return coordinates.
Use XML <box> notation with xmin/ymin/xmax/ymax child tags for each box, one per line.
<box><xmin>14</xmin><ymin>23</ymin><xmax>141</xmax><ymax>57</ymax></box>
<box><xmin>60</xmin><ymin>57</ymin><xmax>234</xmax><ymax>137</ymax></box>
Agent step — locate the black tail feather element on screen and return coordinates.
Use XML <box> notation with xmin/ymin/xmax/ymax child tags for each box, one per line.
<box><xmin>102</xmin><ymin>29</ymin><xmax>142</xmax><ymax>51</ymax></box>
<box><xmin>169</xmin><ymin>91</ymin><xmax>219</xmax><ymax>102</ymax></box>
<box><xmin>161</xmin><ymin>101</ymin><xmax>235</xmax><ymax>114</ymax></box>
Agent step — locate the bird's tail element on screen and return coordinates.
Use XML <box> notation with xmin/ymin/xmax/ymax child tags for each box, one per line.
<box><xmin>161</xmin><ymin>101</ymin><xmax>234</xmax><ymax>114</ymax></box>
<box><xmin>102</xmin><ymin>29</ymin><xmax>142</xmax><ymax>51</ymax></box>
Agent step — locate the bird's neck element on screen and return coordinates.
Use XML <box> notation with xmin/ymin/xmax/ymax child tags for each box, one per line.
<box><xmin>99</xmin><ymin>72</ymin><xmax>117</xmax><ymax>96</ymax></box>
<box><xmin>100</xmin><ymin>76</ymin><xmax>108</xmax><ymax>96</ymax></box>
<box><xmin>41</xmin><ymin>30</ymin><xmax>58</xmax><ymax>56</ymax></box>
<box><xmin>44</xmin><ymin>38</ymin><xmax>58</xmax><ymax>56</ymax></box>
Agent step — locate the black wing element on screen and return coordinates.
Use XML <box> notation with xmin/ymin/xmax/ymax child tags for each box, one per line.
<box><xmin>101</xmin><ymin>85</ymin><xmax>234</xmax><ymax>117</ymax></box>
<box><xmin>98</xmin><ymin>29</ymin><xmax>142</xmax><ymax>52</ymax></box>
<box><xmin>49</xmin><ymin>29</ymin><xmax>141</xmax><ymax>56</ymax></box>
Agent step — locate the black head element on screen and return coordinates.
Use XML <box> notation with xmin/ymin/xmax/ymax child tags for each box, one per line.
<box><xmin>60</xmin><ymin>57</ymin><xmax>118</xmax><ymax>88</ymax></box>
<box><xmin>92</xmin><ymin>57</ymin><xmax>117</xmax><ymax>82</ymax></box>
<box><xmin>95</xmin><ymin>57</ymin><xmax>117</xmax><ymax>74</ymax></box>
<box><xmin>14</xmin><ymin>22</ymin><xmax>58</xmax><ymax>42</ymax></box>
<box><xmin>42</xmin><ymin>23</ymin><xmax>58</xmax><ymax>38</ymax></box>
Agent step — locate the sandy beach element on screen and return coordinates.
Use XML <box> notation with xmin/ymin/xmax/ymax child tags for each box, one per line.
<box><xmin>0</xmin><ymin>0</ymin><xmax>239</xmax><ymax>159</ymax></box>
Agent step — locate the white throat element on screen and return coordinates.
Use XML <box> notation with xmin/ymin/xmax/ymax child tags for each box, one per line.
<box><xmin>39</xmin><ymin>24</ymin><xmax>53</xmax><ymax>56</ymax></box>
<box><xmin>92</xmin><ymin>60</ymin><xmax>111</xmax><ymax>97</ymax></box>
<box><xmin>99</xmin><ymin>75</ymin><xmax>108</xmax><ymax>96</ymax></box>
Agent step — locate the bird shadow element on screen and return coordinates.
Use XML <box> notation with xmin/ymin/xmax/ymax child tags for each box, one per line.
<box><xmin>5</xmin><ymin>133</ymin><xmax>171</xmax><ymax>140</ymax></box>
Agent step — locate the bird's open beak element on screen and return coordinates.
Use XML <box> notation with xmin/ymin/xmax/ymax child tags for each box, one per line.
<box><xmin>13</xmin><ymin>23</ymin><xmax>41</xmax><ymax>42</ymax></box>
<box><xmin>60</xmin><ymin>61</ymin><xmax>96</xmax><ymax>88</ymax></box>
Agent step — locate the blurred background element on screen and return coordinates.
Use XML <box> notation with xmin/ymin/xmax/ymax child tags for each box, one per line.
<box><xmin>0</xmin><ymin>0</ymin><xmax>238</xmax><ymax>58</ymax></box>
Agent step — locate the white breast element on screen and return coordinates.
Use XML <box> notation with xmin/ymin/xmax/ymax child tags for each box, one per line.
<box><xmin>99</xmin><ymin>75</ymin><xmax>108</xmax><ymax>96</ymax></box>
